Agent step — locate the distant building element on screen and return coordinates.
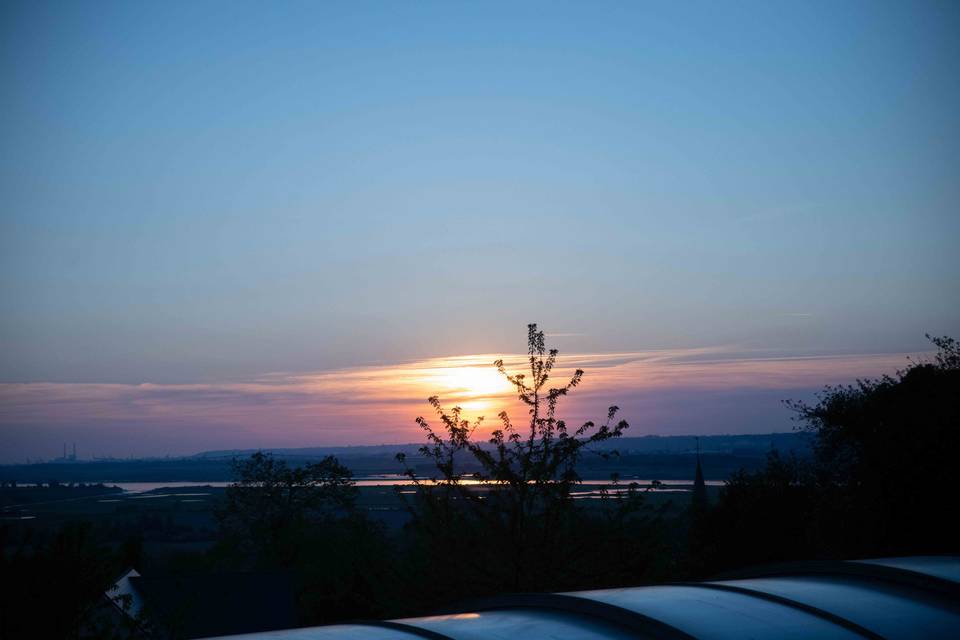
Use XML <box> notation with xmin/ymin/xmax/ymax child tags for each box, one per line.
<box><xmin>54</xmin><ymin>442</ymin><xmax>78</xmax><ymax>463</ymax></box>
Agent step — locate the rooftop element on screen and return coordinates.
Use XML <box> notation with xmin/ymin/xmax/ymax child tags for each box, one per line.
<box><xmin>202</xmin><ymin>556</ymin><xmax>960</xmax><ymax>639</ymax></box>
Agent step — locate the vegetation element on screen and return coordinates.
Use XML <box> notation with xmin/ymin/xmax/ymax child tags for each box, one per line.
<box><xmin>397</xmin><ymin>323</ymin><xmax>667</xmax><ymax>595</ymax></box>
<box><xmin>0</xmin><ymin>522</ymin><xmax>135</xmax><ymax>639</ymax></box>
<box><xmin>213</xmin><ymin>452</ymin><xmax>396</xmax><ymax>625</ymax></box>
<box><xmin>215</xmin><ymin>452</ymin><xmax>356</xmax><ymax>567</ymax></box>
<box><xmin>696</xmin><ymin>334</ymin><xmax>960</xmax><ymax>572</ymax></box>
<box><xmin>1</xmin><ymin>328</ymin><xmax>957</xmax><ymax>638</ymax></box>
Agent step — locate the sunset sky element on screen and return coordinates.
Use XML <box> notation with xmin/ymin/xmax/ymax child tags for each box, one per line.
<box><xmin>2</xmin><ymin>2</ymin><xmax>958</xmax><ymax>461</ymax></box>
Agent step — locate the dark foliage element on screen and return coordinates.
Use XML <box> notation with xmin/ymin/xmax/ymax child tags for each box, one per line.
<box><xmin>6</xmin><ymin>330</ymin><xmax>957</xmax><ymax>636</ymax></box>
<box><xmin>395</xmin><ymin>324</ymin><xmax>669</xmax><ymax>599</ymax></box>
<box><xmin>215</xmin><ymin>452</ymin><xmax>356</xmax><ymax>567</ymax></box>
<box><xmin>213</xmin><ymin>452</ymin><xmax>398</xmax><ymax>626</ymax></box>
<box><xmin>698</xmin><ymin>335</ymin><xmax>960</xmax><ymax>572</ymax></box>
<box><xmin>0</xmin><ymin>522</ymin><xmax>136</xmax><ymax>639</ymax></box>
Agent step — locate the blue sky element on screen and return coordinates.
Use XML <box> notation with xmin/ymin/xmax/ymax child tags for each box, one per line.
<box><xmin>1</xmin><ymin>1</ymin><xmax>958</xmax><ymax>458</ymax></box>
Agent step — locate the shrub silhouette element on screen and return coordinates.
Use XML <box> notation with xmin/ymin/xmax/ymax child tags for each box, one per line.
<box><xmin>397</xmin><ymin>324</ymin><xmax>663</xmax><ymax>595</ymax></box>
<box><xmin>216</xmin><ymin>452</ymin><xmax>356</xmax><ymax>567</ymax></box>
<box><xmin>700</xmin><ymin>334</ymin><xmax>960</xmax><ymax>571</ymax></box>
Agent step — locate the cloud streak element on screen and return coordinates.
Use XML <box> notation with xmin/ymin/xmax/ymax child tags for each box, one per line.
<box><xmin>0</xmin><ymin>347</ymin><xmax>926</xmax><ymax>460</ymax></box>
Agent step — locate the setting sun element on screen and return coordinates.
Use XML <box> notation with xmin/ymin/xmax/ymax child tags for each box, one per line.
<box><xmin>3</xmin><ymin>2</ymin><xmax>957</xmax><ymax>636</ymax></box>
<box><xmin>437</xmin><ymin>366</ymin><xmax>514</xmax><ymax>399</ymax></box>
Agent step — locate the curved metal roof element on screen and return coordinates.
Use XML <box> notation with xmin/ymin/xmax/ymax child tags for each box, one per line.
<box><xmin>205</xmin><ymin>556</ymin><xmax>960</xmax><ymax>639</ymax></box>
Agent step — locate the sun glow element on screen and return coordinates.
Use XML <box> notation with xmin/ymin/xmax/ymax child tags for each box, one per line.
<box><xmin>414</xmin><ymin>364</ymin><xmax>517</xmax><ymax>416</ymax></box>
<box><xmin>436</xmin><ymin>366</ymin><xmax>514</xmax><ymax>398</ymax></box>
<box><xmin>1</xmin><ymin>348</ymin><xmax>926</xmax><ymax>455</ymax></box>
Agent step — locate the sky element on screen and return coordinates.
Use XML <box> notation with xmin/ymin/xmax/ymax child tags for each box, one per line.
<box><xmin>1</xmin><ymin>1</ymin><xmax>958</xmax><ymax>461</ymax></box>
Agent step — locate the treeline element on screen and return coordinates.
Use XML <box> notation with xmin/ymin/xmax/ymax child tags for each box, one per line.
<box><xmin>693</xmin><ymin>335</ymin><xmax>960</xmax><ymax>572</ymax></box>
<box><xmin>0</xmin><ymin>433</ymin><xmax>812</xmax><ymax>486</ymax></box>
<box><xmin>1</xmin><ymin>328</ymin><xmax>957</xmax><ymax>639</ymax></box>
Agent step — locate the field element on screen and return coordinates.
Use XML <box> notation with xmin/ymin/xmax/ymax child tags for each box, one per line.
<box><xmin>2</xmin><ymin>481</ymin><xmax>717</xmax><ymax>570</ymax></box>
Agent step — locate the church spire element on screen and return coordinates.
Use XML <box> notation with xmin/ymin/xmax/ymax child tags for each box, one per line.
<box><xmin>692</xmin><ymin>437</ymin><xmax>708</xmax><ymax>511</ymax></box>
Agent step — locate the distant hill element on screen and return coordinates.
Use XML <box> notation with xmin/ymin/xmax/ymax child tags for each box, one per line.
<box><xmin>194</xmin><ymin>432</ymin><xmax>810</xmax><ymax>459</ymax></box>
<box><xmin>0</xmin><ymin>433</ymin><xmax>810</xmax><ymax>484</ymax></box>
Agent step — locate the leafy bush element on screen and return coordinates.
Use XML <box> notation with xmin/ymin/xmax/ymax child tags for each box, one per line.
<box><xmin>397</xmin><ymin>324</ymin><xmax>665</xmax><ymax>596</ymax></box>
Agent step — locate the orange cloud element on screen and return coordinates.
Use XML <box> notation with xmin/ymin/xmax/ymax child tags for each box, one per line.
<box><xmin>0</xmin><ymin>347</ymin><xmax>927</xmax><ymax>457</ymax></box>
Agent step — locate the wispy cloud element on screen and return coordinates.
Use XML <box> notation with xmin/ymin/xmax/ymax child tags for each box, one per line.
<box><xmin>0</xmin><ymin>347</ymin><xmax>927</xmax><ymax>459</ymax></box>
